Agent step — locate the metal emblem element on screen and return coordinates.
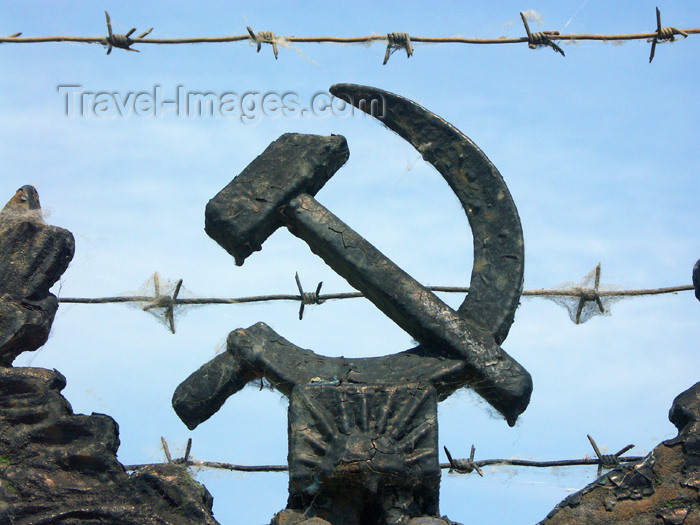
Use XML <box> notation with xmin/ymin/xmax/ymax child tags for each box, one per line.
<box><xmin>173</xmin><ymin>84</ymin><xmax>532</xmax><ymax>524</ymax></box>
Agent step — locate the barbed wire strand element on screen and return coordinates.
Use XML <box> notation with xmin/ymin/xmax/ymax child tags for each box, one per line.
<box><xmin>57</xmin><ymin>283</ymin><xmax>694</xmax><ymax>305</ymax></box>
<box><xmin>56</xmin><ymin>264</ymin><xmax>694</xmax><ymax>332</ymax></box>
<box><xmin>122</xmin><ymin>436</ymin><xmax>646</xmax><ymax>475</ymax></box>
<box><xmin>0</xmin><ymin>9</ymin><xmax>697</xmax><ymax>63</ymax></box>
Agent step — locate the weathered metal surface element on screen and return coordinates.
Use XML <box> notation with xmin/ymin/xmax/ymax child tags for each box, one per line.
<box><xmin>667</xmin><ymin>381</ymin><xmax>700</xmax><ymax>489</ymax></box>
<box><xmin>0</xmin><ymin>186</ymin><xmax>74</xmax><ymax>366</ymax></box>
<box><xmin>669</xmin><ymin>381</ymin><xmax>700</xmax><ymax>435</ymax></box>
<box><xmin>282</xmin><ymin>193</ymin><xmax>531</xmax><ymax>422</ymax></box>
<box><xmin>606</xmin><ymin>454</ymin><xmax>656</xmax><ymax>501</ymax></box>
<box><xmin>0</xmin><ymin>367</ymin><xmax>219</xmax><ymax>524</ymax></box>
<box><xmin>173</xmin><ymin>320</ymin><xmax>530</xmax><ymax>430</ymax></box>
<box><xmin>174</xmin><ymin>84</ymin><xmax>532</xmax><ymax>524</ymax></box>
<box><xmin>329</xmin><ymin>83</ymin><xmax>524</xmax><ymax>346</ymax></box>
<box><xmin>205</xmin><ymin>133</ymin><xmax>349</xmax><ymax>266</ymax></box>
<box><xmin>172</xmin><ymin>351</ymin><xmax>257</xmax><ymax>430</ymax></box>
<box><xmin>181</xmin><ymin>112</ymin><xmax>531</xmax><ymax>423</ymax></box>
<box><xmin>288</xmin><ymin>384</ymin><xmax>439</xmax><ymax>525</ymax></box>
<box><xmin>540</xmin><ymin>382</ymin><xmax>700</xmax><ymax>524</ymax></box>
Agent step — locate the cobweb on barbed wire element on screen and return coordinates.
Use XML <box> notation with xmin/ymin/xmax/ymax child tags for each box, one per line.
<box><xmin>122</xmin><ymin>273</ymin><xmax>201</xmax><ymax>334</ymax></box>
<box><xmin>542</xmin><ymin>264</ymin><xmax>624</xmax><ymax>324</ymax></box>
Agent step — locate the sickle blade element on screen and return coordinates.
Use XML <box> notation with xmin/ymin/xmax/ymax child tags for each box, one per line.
<box><xmin>329</xmin><ymin>84</ymin><xmax>524</xmax><ymax>345</ymax></box>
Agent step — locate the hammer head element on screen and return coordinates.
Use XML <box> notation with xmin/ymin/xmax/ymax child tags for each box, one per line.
<box><xmin>205</xmin><ymin>133</ymin><xmax>349</xmax><ymax>265</ymax></box>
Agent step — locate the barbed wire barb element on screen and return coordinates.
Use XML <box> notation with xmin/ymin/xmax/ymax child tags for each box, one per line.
<box><xmin>444</xmin><ymin>444</ymin><xmax>483</xmax><ymax>476</ymax></box>
<box><xmin>574</xmin><ymin>263</ymin><xmax>605</xmax><ymax>324</ymax></box>
<box><xmin>0</xmin><ymin>32</ymin><xmax>22</xmax><ymax>46</ymax></box>
<box><xmin>649</xmin><ymin>6</ymin><xmax>689</xmax><ymax>63</ymax></box>
<box><xmin>587</xmin><ymin>434</ymin><xmax>635</xmax><ymax>475</ymax></box>
<box><xmin>140</xmin><ymin>273</ymin><xmax>182</xmax><ymax>333</ymax></box>
<box><xmin>383</xmin><ymin>32</ymin><xmax>413</xmax><ymax>64</ymax></box>
<box><xmin>295</xmin><ymin>272</ymin><xmax>324</xmax><ymax>320</ymax></box>
<box><xmin>104</xmin><ymin>11</ymin><xmax>143</xmax><ymax>54</ymax></box>
<box><xmin>160</xmin><ymin>436</ymin><xmax>172</xmax><ymax>463</ymax></box>
<box><xmin>247</xmin><ymin>26</ymin><xmax>278</xmax><ymax>59</ymax></box>
<box><xmin>520</xmin><ymin>11</ymin><xmax>565</xmax><ymax>56</ymax></box>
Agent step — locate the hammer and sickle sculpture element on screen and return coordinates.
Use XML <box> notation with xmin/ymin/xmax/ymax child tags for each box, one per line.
<box><xmin>173</xmin><ymin>84</ymin><xmax>532</xmax><ymax>525</ymax></box>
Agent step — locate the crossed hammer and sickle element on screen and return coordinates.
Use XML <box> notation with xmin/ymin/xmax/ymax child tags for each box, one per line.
<box><xmin>173</xmin><ymin>84</ymin><xmax>532</xmax><ymax>433</ymax></box>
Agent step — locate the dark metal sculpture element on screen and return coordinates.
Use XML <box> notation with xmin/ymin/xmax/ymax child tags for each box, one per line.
<box><xmin>288</xmin><ymin>383</ymin><xmax>441</xmax><ymax>524</ymax></box>
<box><xmin>0</xmin><ymin>186</ymin><xmax>74</xmax><ymax>366</ymax></box>
<box><xmin>540</xmin><ymin>382</ymin><xmax>700</xmax><ymax>524</ymax></box>
<box><xmin>173</xmin><ymin>85</ymin><xmax>532</xmax><ymax>524</ymax></box>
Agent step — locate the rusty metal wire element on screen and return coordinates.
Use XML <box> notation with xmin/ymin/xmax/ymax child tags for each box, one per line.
<box><xmin>384</xmin><ymin>32</ymin><xmax>414</xmax><ymax>64</ymax></box>
<box><xmin>1</xmin><ymin>9</ymin><xmax>698</xmax><ymax>63</ymax></box>
<box><xmin>122</xmin><ymin>436</ymin><xmax>646</xmax><ymax>475</ymax></box>
<box><xmin>443</xmin><ymin>435</ymin><xmax>644</xmax><ymax>477</ymax></box>
<box><xmin>519</xmin><ymin>11</ymin><xmax>565</xmax><ymax>56</ymax></box>
<box><xmin>649</xmin><ymin>7</ymin><xmax>689</xmax><ymax>62</ymax></box>
<box><xmin>104</xmin><ymin>11</ymin><xmax>151</xmax><ymax>54</ymax></box>
<box><xmin>295</xmin><ymin>272</ymin><xmax>324</xmax><ymax>320</ymax></box>
<box><xmin>57</xmin><ymin>268</ymin><xmax>694</xmax><ymax>332</ymax></box>
<box><xmin>58</xmin><ymin>283</ymin><xmax>693</xmax><ymax>305</ymax></box>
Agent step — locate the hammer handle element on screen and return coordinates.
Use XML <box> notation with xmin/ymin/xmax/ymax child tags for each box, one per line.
<box><xmin>282</xmin><ymin>193</ymin><xmax>531</xmax><ymax>424</ymax></box>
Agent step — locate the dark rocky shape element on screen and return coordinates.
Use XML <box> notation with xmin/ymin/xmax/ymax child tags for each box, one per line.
<box><xmin>287</xmin><ymin>384</ymin><xmax>440</xmax><ymax>525</ymax></box>
<box><xmin>539</xmin><ymin>382</ymin><xmax>700</xmax><ymax>525</ymax></box>
<box><xmin>0</xmin><ymin>185</ymin><xmax>74</xmax><ymax>366</ymax></box>
<box><xmin>667</xmin><ymin>382</ymin><xmax>700</xmax><ymax>492</ymax></box>
<box><xmin>0</xmin><ymin>366</ymin><xmax>218</xmax><ymax>524</ymax></box>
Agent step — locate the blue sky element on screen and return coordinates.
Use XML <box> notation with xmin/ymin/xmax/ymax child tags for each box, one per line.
<box><xmin>2</xmin><ymin>2</ymin><xmax>699</xmax><ymax>523</ymax></box>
